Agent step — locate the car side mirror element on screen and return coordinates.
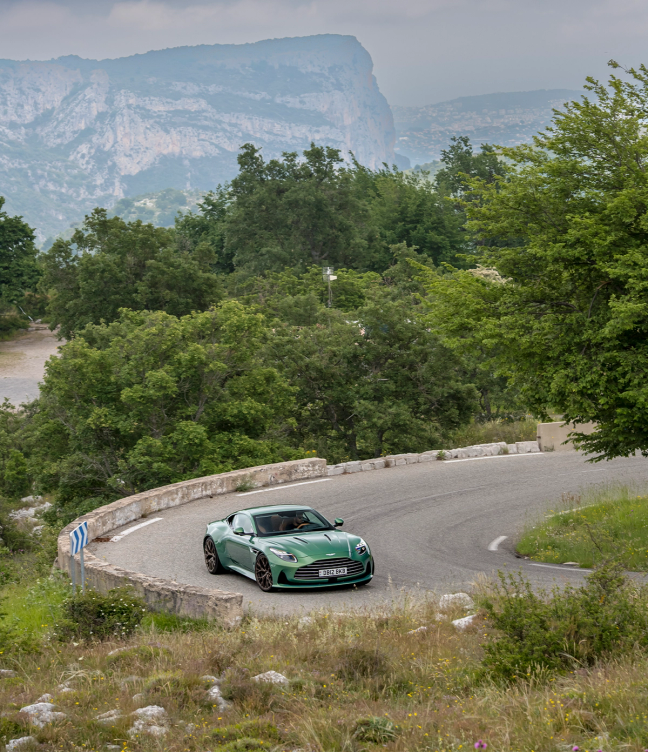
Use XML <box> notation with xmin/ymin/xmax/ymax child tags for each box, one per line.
<box><xmin>233</xmin><ymin>527</ymin><xmax>246</xmax><ymax>535</ymax></box>
<box><xmin>334</xmin><ymin>518</ymin><xmax>344</xmax><ymax>527</ymax></box>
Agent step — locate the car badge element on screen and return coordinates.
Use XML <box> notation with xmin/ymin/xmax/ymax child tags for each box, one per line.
<box><xmin>326</xmin><ymin>553</ymin><xmax>335</xmax><ymax>556</ymax></box>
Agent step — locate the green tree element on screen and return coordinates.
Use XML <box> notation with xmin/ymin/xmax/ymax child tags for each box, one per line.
<box><xmin>268</xmin><ymin>294</ymin><xmax>477</xmax><ymax>462</ymax></box>
<box><xmin>41</xmin><ymin>209</ymin><xmax>223</xmax><ymax>338</ymax></box>
<box><xmin>434</xmin><ymin>136</ymin><xmax>503</xmax><ymax>199</ymax></box>
<box><xmin>222</xmin><ymin>143</ymin><xmax>369</xmax><ymax>275</ymax></box>
<box><xmin>2</xmin><ymin>450</ymin><xmax>29</xmax><ymax>499</ymax></box>
<box><xmin>0</xmin><ymin>196</ymin><xmax>39</xmax><ymax>305</ymax></box>
<box><xmin>420</xmin><ymin>64</ymin><xmax>648</xmax><ymax>459</ymax></box>
<box><xmin>33</xmin><ymin>303</ymin><xmax>300</xmax><ymax>522</ymax></box>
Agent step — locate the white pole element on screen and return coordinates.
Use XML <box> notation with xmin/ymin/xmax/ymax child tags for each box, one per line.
<box><xmin>80</xmin><ymin>547</ymin><xmax>85</xmax><ymax>594</ymax></box>
<box><xmin>71</xmin><ymin>553</ymin><xmax>76</xmax><ymax>593</ymax></box>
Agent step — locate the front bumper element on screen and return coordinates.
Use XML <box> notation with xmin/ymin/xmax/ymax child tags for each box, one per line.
<box><xmin>270</xmin><ymin>557</ymin><xmax>374</xmax><ymax>589</ymax></box>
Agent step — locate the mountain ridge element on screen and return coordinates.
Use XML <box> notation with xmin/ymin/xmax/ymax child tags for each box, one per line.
<box><xmin>0</xmin><ymin>34</ymin><xmax>396</xmax><ymax>240</ymax></box>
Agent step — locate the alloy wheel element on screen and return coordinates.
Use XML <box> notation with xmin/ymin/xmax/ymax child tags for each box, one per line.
<box><xmin>255</xmin><ymin>554</ymin><xmax>273</xmax><ymax>591</ymax></box>
<box><xmin>204</xmin><ymin>538</ymin><xmax>221</xmax><ymax>574</ymax></box>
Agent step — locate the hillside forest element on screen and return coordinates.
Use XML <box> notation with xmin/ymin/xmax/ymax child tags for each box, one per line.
<box><xmin>2</xmin><ymin>63</ymin><xmax>648</xmax><ymax>525</ymax></box>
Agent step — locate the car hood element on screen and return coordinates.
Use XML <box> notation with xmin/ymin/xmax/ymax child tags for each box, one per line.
<box><xmin>262</xmin><ymin>530</ymin><xmax>359</xmax><ymax>559</ymax></box>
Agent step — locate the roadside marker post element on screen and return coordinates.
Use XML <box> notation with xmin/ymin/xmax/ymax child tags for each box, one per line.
<box><xmin>69</xmin><ymin>521</ymin><xmax>88</xmax><ymax>593</ymax></box>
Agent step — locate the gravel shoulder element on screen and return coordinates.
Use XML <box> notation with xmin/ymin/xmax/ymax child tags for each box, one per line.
<box><xmin>0</xmin><ymin>326</ymin><xmax>62</xmax><ymax>405</ymax></box>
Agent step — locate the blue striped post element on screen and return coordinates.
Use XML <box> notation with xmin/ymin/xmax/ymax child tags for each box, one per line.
<box><xmin>69</xmin><ymin>521</ymin><xmax>88</xmax><ymax>593</ymax></box>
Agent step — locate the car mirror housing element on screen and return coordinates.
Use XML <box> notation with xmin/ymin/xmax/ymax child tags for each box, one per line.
<box><xmin>233</xmin><ymin>527</ymin><xmax>246</xmax><ymax>535</ymax></box>
<box><xmin>334</xmin><ymin>518</ymin><xmax>344</xmax><ymax>527</ymax></box>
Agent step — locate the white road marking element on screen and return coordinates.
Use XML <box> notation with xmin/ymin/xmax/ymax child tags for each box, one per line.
<box><xmin>528</xmin><ymin>562</ymin><xmax>592</xmax><ymax>572</ymax></box>
<box><xmin>488</xmin><ymin>535</ymin><xmax>508</xmax><ymax>551</ymax></box>
<box><xmin>110</xmin><ymin>517</ymin><xmax>163</xmax><ymax>542</ymax></box>
<box><xmin>444</xmin><ymin>454</ymin><xmax>545</xmax><ymax>463</ymax></box>
<box><xmin>237</xmin><ymin>478</ymin><xmax>332</xmax><ymax>496</ymax></box>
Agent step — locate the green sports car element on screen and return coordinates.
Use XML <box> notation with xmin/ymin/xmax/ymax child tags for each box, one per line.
<box><xmin>203</xmin><ymin>504</ymin><xmax>373</xmax><ymax>591</ymax></box>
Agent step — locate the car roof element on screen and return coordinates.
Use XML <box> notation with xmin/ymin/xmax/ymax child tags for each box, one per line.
<box><xmin>237</xmin><ymin>504</ymin><xmax>315</xmax><ymax>515</ymax></box>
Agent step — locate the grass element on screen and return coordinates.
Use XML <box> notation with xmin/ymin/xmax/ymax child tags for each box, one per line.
<box><xmin>517</xmin><ymin>485</ymin><xmax>648</xmax><ymax>570</ymax></box>
<box><xmin>3</xmin><ymin>582</ymin><xmax>648</xmax><ymax>752</ymax></box>
<box><xmin>448</xmin><ymin>418</ymin><xmax>538</xmax><ymax>448</ymax></box>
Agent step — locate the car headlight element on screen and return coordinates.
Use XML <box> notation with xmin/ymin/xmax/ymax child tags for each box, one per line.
<box><xmin>269</xmin><ymin>547</ymin><xmax>297</xmax><ymax>562</ymax></box>
<box><xmin>355</xmin><ymin>539</ymin><xmax>368</xmax><ymax>555</ymax></box>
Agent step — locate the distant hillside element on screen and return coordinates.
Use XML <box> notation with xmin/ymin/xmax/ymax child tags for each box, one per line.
<box><xmin>393</xmin><ymin>89</ymin><xmax>583</xmax><ymax>164</ymax></box>
<box><xmin>0</xmin><ymin>35</ymin><xmax>396</xmax><ymax>241</ymax></box>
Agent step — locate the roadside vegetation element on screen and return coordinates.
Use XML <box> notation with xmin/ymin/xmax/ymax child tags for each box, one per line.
<box><xmin>2</xmin><ymin>560</ymin><xmax>648</xmax><ymax>752</ymax></box>
<box><xmin>517</xmin><ymin>484</ymin><xmax>648</xmax><ymax>570</ymax></box>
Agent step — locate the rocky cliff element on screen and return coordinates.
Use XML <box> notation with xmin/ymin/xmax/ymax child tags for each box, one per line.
<box><xmin>0</xmin><ymin>35</ymin><xmax>396</xmax><ymax>240</ymax></box>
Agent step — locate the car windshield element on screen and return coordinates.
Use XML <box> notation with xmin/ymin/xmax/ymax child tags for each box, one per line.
<box><xmin>252</xmin><ymin>509</ymin><xmax>333</xmax><ymax>536</ymax></box>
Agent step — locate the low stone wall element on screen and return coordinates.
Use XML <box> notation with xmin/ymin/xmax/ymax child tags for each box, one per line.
<box><xmin>57</xmin><ymin>458</ymin><xmax>327</xmax><ymax>625</ymax></box>
<box><xmin>537</xmin><ymin>422</ymin><xmax>596</xmax><ymax>452</ymax></box>
<box><xmin>326</xmin><ymin>440</ymin><xmax>541</xmax><ymax>476</ymax></box>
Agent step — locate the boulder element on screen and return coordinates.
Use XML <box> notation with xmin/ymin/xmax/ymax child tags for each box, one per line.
<box><xmin>35</xmin><ymin>694</ymin><xmax>53</xmax><ymax>704</ymax></box>
<box><xmin>128</xmin><ymin>705</ymin><xmax>168</xmax><ymax>738</ymax></box>
<box><xmin>0</xmin><ymin>669</ymin><xmax>17</xmax><ymax>678</ymax></box>
<box><xmin>452</xmin><ymin>614</ymin><xmax>476</xmax><ymax>630</ymax></box>
<box><xmin>19</xmin><ymin>702</ymin><xmax>67</xmax><ymax>728</ymax></box>
<box><xmin>251</xmin><ymin>670</ymin><xmax>289</xmax><ymax>686</ymax></box>
<box><xmin>6</xmin><ymin>737</ymin><xmax>38</xmax><ymax>751</ymax></box>
<box><xmin>439</xmin><ymin>593</ymin><xmax>474</xmax><ymax>611</ymax></box>
<box><xmin>206</xmin><ymin>683</ymin><xmax>230</xmax><ymax>710</ymax></box>
<box><xmin>95</xmin><ymin>709</ymin><xmax>123</xmax><ymax>724</ymax></box>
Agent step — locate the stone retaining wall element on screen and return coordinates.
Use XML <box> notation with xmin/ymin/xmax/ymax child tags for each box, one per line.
<box><xmin>57</xmin><ymin>458</ymin><xmax>327</xmax><ymax>625</ymax></box>
<box><xmin>537</xmin><ymin>421</ymin><xmax>596</xmax><ymax>452</ymax></box>
<box><xmin>326</xmin><ymin>440</ymin><xmax>541</xmax><ymax>476</ymax></box>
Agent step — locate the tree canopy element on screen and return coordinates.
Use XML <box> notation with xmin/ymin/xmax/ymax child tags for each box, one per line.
<box><xmin>40</xmin><ymin>209</ymin><xmax>223</xmax><ymax>338</ymax></box>
<box><xmin>0</xmin><ymin>196</ymin><xmax>39</xmax><ymax>305</ymax></box>
<box><xmin>420</xmin><ymin>63</ymin><xmax>648</xmax><ymax>459</ymax></box>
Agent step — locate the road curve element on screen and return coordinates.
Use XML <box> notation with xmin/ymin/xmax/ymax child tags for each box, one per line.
<box><xmin>89</xmin><ymin>452</ymin><xmax>648</xmax><ymax>614</ymax></box>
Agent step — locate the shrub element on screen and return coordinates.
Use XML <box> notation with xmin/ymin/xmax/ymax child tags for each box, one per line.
<box><xmin>2</xmin><ymin>450</ymin><xmax>30</xmax><ymax>499</ymax></box>
<box><xmin>480</xmin><ymin>564</ymin><xmax>648</xmax><ymax>681</ymax></box>
<box><xmin>353</xmin><ymin>716</ymin><xmax>399</xmax><ymax>743</ymax></box>
<box><xmin>0</xmin><ymin>716</ymin><xmax>26</xmax><ymax>743</ymax></box>
<box><xmin>55</xmin><ymin>587</ymin><xmax>146</xmax><ymax>641</ymax></box>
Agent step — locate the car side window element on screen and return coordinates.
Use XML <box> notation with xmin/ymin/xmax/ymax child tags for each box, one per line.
<box><xmin>232</xmin><ymin>513</ymin><xmax>254</xmax><ymax>535</ymax></box>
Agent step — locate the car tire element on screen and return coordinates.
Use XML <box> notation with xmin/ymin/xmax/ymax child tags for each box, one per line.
<box><xmin>254</xmin><ymin>554</ymin><xmax>274</xmax><ymax>592</ymax></box>
<box><xmin>204</xmin><ymin>537</ymin><xmax>225</xmax><ymax>574</ymax></box>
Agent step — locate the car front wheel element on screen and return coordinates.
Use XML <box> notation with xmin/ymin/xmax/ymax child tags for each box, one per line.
<box><xmin>204</xmin><ymin>537</ymin><xmax>224</xmax><ymax>574</ymax></box>
<box><xmin>254</xmin><ymin>554</ymin><xmax>274</xmax><ymax>592</ymax></box>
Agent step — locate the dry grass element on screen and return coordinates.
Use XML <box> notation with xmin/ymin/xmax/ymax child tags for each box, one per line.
<box><xmin>2</xmin><ymin>590</ymin><xmax>648</xmax><ymax>752</ymax></box>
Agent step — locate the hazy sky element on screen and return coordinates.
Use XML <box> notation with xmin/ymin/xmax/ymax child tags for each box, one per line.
<box><xmin>1</xmin><ymin>0</ymin><xmax>646</xmax><ymax>106</ymax></box>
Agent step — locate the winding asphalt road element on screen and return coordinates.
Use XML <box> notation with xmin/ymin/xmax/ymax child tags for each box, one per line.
<box><xmin>89</xmin><ymin>451</ymin><xmax>648</xmax><ymax>614</ymax></box>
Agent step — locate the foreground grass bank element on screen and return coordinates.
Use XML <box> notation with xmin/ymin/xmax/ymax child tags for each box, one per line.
<box><xmin>517</xmin><ymin>485</ymin><xmax>648</xmax><ymax>569</ymax></box>
<box><xmin>3</xmin><ymin>566</ymin><xmax>648</xmax><ymax>752</ymax></box>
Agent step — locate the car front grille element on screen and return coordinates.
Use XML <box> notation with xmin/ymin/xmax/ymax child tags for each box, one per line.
<box><xmin>294</xmin><ymin>557</ymin><xmax>365</xmax><ymax>580</ymax></box>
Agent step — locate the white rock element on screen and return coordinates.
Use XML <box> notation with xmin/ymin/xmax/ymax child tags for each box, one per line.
<box><xmin>7</xmin><ymin>737</ymin><xmax>38</xmax><ymax>751</ymax></box>
<box><xmin>19</xmin><ymin>702</ymin><xmax>67</xmax><ymax>728</ymax></box>
<box><xmin>35</xmin><ymin>694</ymin><xmax>53</xmax><ymax>703</ymax></box>
<box><xmin>128</xmin><ymin>705</ymin><xmax>169</xmax><ymax>738</ymax></box>
<box><xmin>95</xmin><ymin>709</ymin><xmax>123</xmax><ymax>724</ymax></box>
<box><xmin>433</xmin><ymin>613</ymin><xmax>448</xmax><ymax>621</ymax></box>
<box><xmin>516</xmin><ymin>440</ymin><xmax>540</xmax><ymax>453</ymax></box>
<box><xmin>251</xmin><ymin>670</ymin><xmax>289</xmax><ymax>686</ymax></box>
<box><xmin>0</xmin><ymin>669</ymin><xmax>17</xmax><ymax>678</ymax></box>
<box><xmin>326</xmin><ymin>464</ymin><xmax>345</xmax><ymax>476</ymax></box>
<box><xmin>452</xmin><ymin>615</ymin><xmax>476</xmax><ymax>631</ymax></box>
<box><xmin>20</xmin><ymin>495</ymin><xmax>42</xmax><ymax>503</ymax></box>
<box><xmin>507</xmin><ymin>443</ymin><xmax>518</xmax><ymax>454</ymax></box>
<box><xmin>439</xmin><ymin>593</ymin><xmax>474</xmax><ymax>611</ymax></box>
<box><xmin>407</xmin><ymin>626</ymin><xmax>427</xmax><ymax>634</ymax></box>
<box><xmin>132</xmin><ymin>693</ymin><xmax>145</xmax><ymax>703</ymax></box>
<box><xmin>31</xmin><ymin>526</ymin><xmax>43</xmax><ymax>536</ymax></box>
<box><xmin>206</xmin><ymin>683</ymin><xmax>230</xmax><ymax>710</ymax></box>
<box><xmin>298</xmin><ymin>616</ymin><xmax>314</xmax><ymax>626</ymax></box>
<box><xmin>106</xmin><ymin>746</ymin><xmax>121</xmax><ymax>750</ymax></box>
<box><xmin>9</xmin><ymin>502</ymin><xmax>50</xmax><ymax>522</ymax></box>
<box><xmin>56</xmin><ymin>685</ymin><xmax>74</xmax><ymax>694</ymax></box>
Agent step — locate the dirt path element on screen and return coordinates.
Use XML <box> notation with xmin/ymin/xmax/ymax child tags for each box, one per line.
<box><xmin>0</xmin><ymin>325</ymin><xmax>63</xmax><ymax>405</ymax></box>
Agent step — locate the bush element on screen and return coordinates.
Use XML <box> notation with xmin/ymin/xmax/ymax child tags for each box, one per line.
<box><xmin>2</xmin><ymin>450</ymin><xmax>30</xmax><ymax>499</ymax></box>
<box><xmin>55</xmin><ymin>587</ymin><xmax>146</xmax><ymax>641</ymax></box>
<box><xmin>353</xmin><ymin>716</ymin><xmax>400</xmax><ymax>743</ymax></box>
<box><xmin>480</xmin><ymin>564</ymin><xmax>648</xmax><ymax>681</ymax></box>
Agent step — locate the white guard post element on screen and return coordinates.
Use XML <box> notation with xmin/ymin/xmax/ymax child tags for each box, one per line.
<box><xmin>69</xmin><ymin>521</ymin><xmax>89</xmax><ymax>593</ymax></box>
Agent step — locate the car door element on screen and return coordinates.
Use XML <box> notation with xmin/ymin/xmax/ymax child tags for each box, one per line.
<box><xmin>225</xmin><ymin>513</ymin><xmax>255</xmax><ymax>571</ymax></box>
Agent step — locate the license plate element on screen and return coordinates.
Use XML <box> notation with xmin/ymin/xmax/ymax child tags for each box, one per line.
<box><xmin>319</xmin><ymin>567</ymin><xmax>347</xmax><ymax>577</ymax></box>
